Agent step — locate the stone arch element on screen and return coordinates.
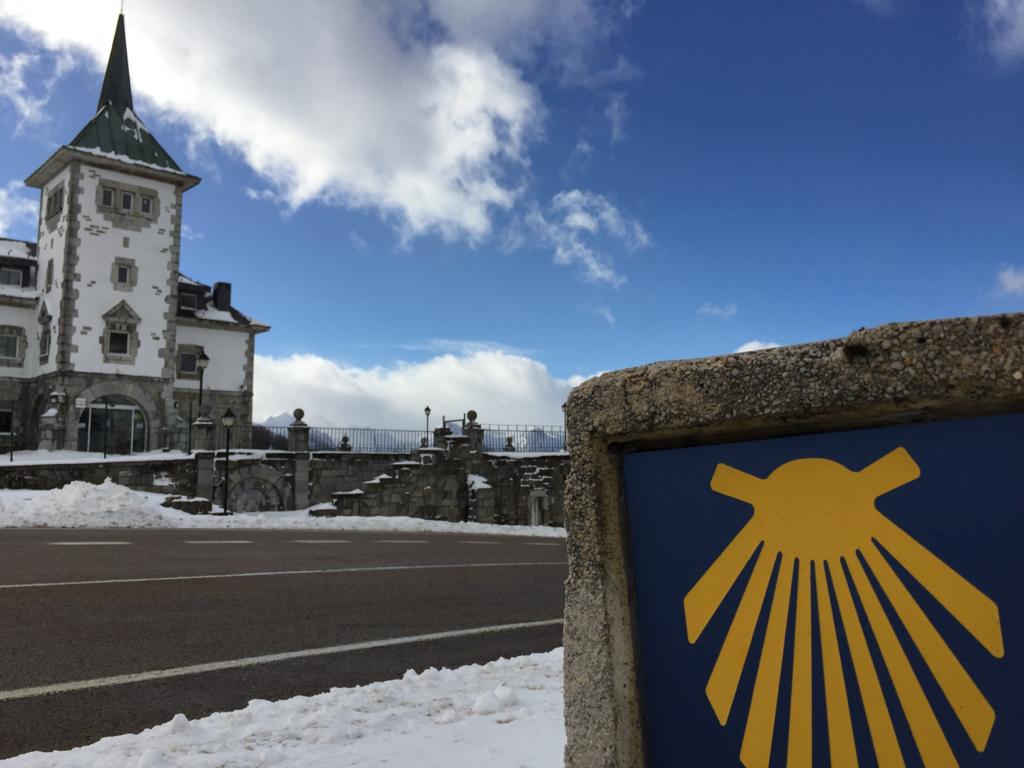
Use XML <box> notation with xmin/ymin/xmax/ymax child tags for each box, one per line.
<box><xmin>67</xmin><ymin>380</ymin><xmax>162</xmax><ymax>451</ymax></box>
<box><xmin>221</xmin><ymin>463</ymin><xmax>291</xmax><ymax>512</ymax></box>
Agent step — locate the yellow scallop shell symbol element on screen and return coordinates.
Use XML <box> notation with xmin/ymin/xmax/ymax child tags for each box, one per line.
<box><xmin>683</xmin><ymin>447</ymin><xmax>1004</xmax><ymax>767</ymax></box>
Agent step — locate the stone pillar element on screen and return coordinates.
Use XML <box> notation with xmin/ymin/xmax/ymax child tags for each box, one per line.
<box><xmin>292</xmin><ymin>454</ymin><xmax>309</xmax><ymax>510</ymax></box>
<box><xmin>192</xmin><ymin>417</ymin><xmax>216</xmax><ymax>452</ymax></box>
<box><xmin>433</xmin><ymin>426</ymin><xmax>451</xmax><ymax>448</ymax></box>
<box><xmin>195</xmin><ymin>451</ymin><xmax>215</xmax><ymax>501</ymax></box>
<box><xmin>37</xmin><ymin>408</ymin><xmax>59</xmax><ymax>451</ymax></box>
<box><xmin>464</xmin><ymin>409</ymin><xmax>484</xmax><ymax>453</ymax></box>
<box><xmin>287</xmin><ymin>408</ymin><xmax>310</xmax><ymax>453</ymax></box>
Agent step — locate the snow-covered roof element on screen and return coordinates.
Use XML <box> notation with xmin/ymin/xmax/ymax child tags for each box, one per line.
<box><xmin>0</xmin><ymin>238</ymin><xmax>37</xmax><ymax>260</ymax></box>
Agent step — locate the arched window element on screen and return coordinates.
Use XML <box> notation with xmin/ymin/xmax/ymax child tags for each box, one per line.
<box><xmin>77</xmin><ymin>395</ymin><xmax>148</xmax><ymax>454</ymax></box>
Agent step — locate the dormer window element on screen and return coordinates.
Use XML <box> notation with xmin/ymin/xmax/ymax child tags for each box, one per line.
<box><xmin>179</xmin><ymin>292</ymin><xmax>198</xmax><ymax>311</ymax></box>
<box><xmin>120</xmin><ymin>191</ymin><xmax>134</xmax><ymax>211</ymax></box>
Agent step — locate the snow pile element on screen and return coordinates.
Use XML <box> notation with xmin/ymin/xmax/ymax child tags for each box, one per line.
<box><xmin>0</xmin><ymin>481</ymin><xmax>566</xmax><ymax>538</ymax></box>
<box><xmin>5</xmin><ymin>649</ymin><xmax>565</xmax><ymax>768</ymax></box>
<box><xmin>467</xmin><ymin>473</ymin><xmax>492</xmax><ymax>491</ymax></box>
<box><xmin>0</xmin><ymin>479</ymin><xmax>181</xmax><ymax>528</ymax></box>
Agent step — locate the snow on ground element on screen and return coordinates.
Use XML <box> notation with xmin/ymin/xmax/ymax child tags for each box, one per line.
<box><xmin>0</xmin><ymin>480</ymin><xmax>566</xmax><ymax>538</ymax></box>
<box><xmin>2</xmin><ymin>649</ymin><xmax>565</xmax><ymax>768</ymax></box>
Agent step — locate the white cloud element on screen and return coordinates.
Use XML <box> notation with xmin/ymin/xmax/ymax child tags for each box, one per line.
<box><xmin>594</xmin><ymin>306</ymin><xmax>616</xmax><ymax>325</ymax></box>
<box><xmin>180</xmin><ymin>224</ymin><xmax>203</xmax><ymax>241</ymax></box>
<box><xmin>529</xmin><ymin>188</ymin><xmax>649</xmax><ymax>285</ymax></box>
<box><xmin>349</xmin><ymin>231</ymin><xmax>368</xmax><ymax>252</ymax></box>
<box><xmin>605</xmin><ymin>91</ymin><xmax>629</xmax><ymax>143</ymax></box>
<box><xmin>973</xmin><ymin>0</ymin><xmax>1024</xmax><ymax>63</ymax></box>
<box><xmin>0</xmin><ymin>51</ymin><xmax>45</xmax><ymax>128</ymax></box>
<box><xmin>395</xmin><ymin>338</ymin><xmax>536</xmax><ymax>356</ymax></box>
<box><xmin>253</xmin><ymin>350</ymin><xmax>586</xmax><ymax>427</ymax></box>
<box><xmin>0</xmin><ymin>179</ymin><xmax>37</xmax><ymax>236</ymax></box>
<box><xmin>997</xmin><ymin>264</ymin><xmax>1024</xmax><ymax>294</ymax></box>
<box><xmin>697</xmin><ymin>302</ymin><xmax>738</xmax><ymax>319</ymax></box>
<box><xmin>734</xmin><ymin>340</ymin><xmax>781</xmax><ymax>353</ymax></box>
<box><xmin>0</xmin><ymin>1</ymin><xmax>623</xmax><ymax>242</ymax></box>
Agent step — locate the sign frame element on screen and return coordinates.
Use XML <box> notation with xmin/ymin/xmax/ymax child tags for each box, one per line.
<box><xmin>562</xmin><ymin>313</ymin><xmax>1024</xmax><ymax>767</ymax></box>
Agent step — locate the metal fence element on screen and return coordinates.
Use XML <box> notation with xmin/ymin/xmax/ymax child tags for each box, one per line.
<box><xmin>167</xmin><ymin>422</ymin><xmax>566</xmax><ymax>454</ymax></box>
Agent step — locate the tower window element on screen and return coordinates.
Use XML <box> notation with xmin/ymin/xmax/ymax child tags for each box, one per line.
<box><xmin>120</xmin><ymin>191</ymin><xmax>134</xmax><ymax>211</ymax></box>
<box><xmin>101</xmin><ymin>187</ymin><xmax>115</xmax><ymax>208</ymax></box>
<box><xmin>109</xmin><ymin>331</ymin><xmax>130</xmax><ymax>355</ymax></box>
<box><xmin>45</xmin><ymin>260</ymin><xmax>54</xmax><ymax>291</ymax></box>
<box><xmin>140</xmin><ymin>196</ymin><xmax>153</xmax><ymax>215</ymax></box>
<box><xmin>39</xmin><ymin>329</ymin><xmax>51</xmax><ymax>361</ymax></box>
<box><xmin>0</xmin><ymin>410</ymin><xmax>11</xmax><ymax>435</ymax></box>
<box><xmin>45</xmin><ymin>188</ymin><xmax>64</xmax><ymax>219</ymax></box>
<box><xmin>179</xmin><ymin>351</ymin><xmax>197</xmax><ymax>373</ymax></box>
<box><xmin>117</xmin><ymin>265</ymin><xmax>131</xmax><ymax>284</ymax></box>
<box><xmin>111</xmin><ymin>258</ymin><xmax>137</xmax><ymax>291</ymax></box>
<box><xmin>0</xmin><ymin>268</ymin><xmax>23</xmax><ymax>287</ymax></box>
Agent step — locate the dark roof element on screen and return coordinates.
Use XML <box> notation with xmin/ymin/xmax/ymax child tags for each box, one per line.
<box><xmin>68</xmin><ymin>14</ymin><xmax>181</xmax><ymax>172</ymax></box>
<box><xmin>98</xmin><ymin>14</ymin><xmax>132</xmax><ymax>114</ymax></box>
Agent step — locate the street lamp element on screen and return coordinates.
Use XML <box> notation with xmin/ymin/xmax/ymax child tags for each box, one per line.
<box><xmin>197</xmin><ymin>351</ymin><xmax>210</xmax><ymax>411</ymax></box>
<box><xmin>222</xmin><ymin>408</ymin><xmax>235</xmax><ymax>513</ymax></box>
<box><xmin>424</xmin><ymin>405</ymin><xmax>431</xmax><ymax>443</ymax></box>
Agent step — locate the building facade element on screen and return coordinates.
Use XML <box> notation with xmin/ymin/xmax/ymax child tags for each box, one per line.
<box><xmin>0</xmin><ymin>14</ymin><xmax>268</xmax><ymax>453</ymax></box>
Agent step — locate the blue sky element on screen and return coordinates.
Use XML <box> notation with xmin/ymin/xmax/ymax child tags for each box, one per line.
<box><xmin>0</xmin><ymin>1</ymin><xmax>1022</xmax><ymax>426</ymax></box>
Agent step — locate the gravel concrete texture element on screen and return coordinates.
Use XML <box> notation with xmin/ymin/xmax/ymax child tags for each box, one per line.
<box><xmin>561</xmin><ymin>312</ymin><xmax>1024</xmax><ymax>768</ymax></box>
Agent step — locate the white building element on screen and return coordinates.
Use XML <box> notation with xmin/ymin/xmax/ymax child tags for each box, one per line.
<box><xmin>0</xmin><ymin>14</ymin><xmax>268</xmax><ymax>453</ymax></box>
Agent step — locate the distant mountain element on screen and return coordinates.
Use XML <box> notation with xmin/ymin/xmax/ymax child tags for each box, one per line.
<box><xmin>260</xmin><ymin>413</ymin><xmax>336</xmax><ymax>428</ymax></box>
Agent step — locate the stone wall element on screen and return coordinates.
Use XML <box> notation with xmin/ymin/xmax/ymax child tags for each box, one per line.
<box><xmin>0</xmin><ymin>455</ymin><xmax>195</xmax><ymax>494</ymax></box>
<box><xmin>319</xmin><ymin>444</ymin><xmax>568</xmax><ymax>526</ymax></box>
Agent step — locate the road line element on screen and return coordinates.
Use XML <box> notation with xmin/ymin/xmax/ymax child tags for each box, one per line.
<box><xmin>290</xmin><ymin>539</ymin><xmax>350</xmax><ymax>544</ymax></box>
<box><xmin>375</xmin><ymin>539</ymin><xmax>429</xmax><ymax>544</ymax></box>
<box><xmin>184</xmin><ymin>540</ymin><xmax>252</xmax><ymax>545</ymax></box>
<box><xmin>0</xmin><ymin>561</ymin><xmax>568</xmax><ymax>590</ymax></box>
<box><xmin>526</xmin><ymin>542</ymin><xmax>563</xmax><ymax>547</ymax></box>
<box><xmin>0</xmin><ymin>618</ymin><xmax>565</xmax><ymax>702</ymax></box>
<box><xmin>460</xmin><ymin>541</ymin><xmax>499</xmax><ymax>545</ymax></box>
<box><xmin>48</xmin><ymin>542</ymin><xmax>130</xmax><ymax>546</ymax></box>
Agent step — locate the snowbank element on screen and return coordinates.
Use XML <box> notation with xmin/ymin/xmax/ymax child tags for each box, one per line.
<box><xmin>4</xmin><ymin>649</ymin><xmax>565</xmax><ymax>768</ymax></box>
<box><xmin>0</xmin><ymin>480</ymin><xmax>566</xmax><ymax>538</ymax></box>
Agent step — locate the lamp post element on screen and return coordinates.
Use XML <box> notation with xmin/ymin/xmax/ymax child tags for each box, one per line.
<box><xmin>424</xmin><ymin>405</ymin><xmax>431</xmax><ymax>446</ymax></box>
<box><xmin>197</xmin><ymin>351</ymin><xmax>210</xmax><ymax>412</ymax></box>
<box><xmin>222</xmin><ymin>408</ymin><xmax>235</xmax><ymax>513</ymax></box>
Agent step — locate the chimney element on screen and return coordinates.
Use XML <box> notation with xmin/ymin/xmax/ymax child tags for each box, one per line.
<box><xmin>212</xmin><ymin>282</ymin><xmax>232</xmax><ymax>311</ymax></box>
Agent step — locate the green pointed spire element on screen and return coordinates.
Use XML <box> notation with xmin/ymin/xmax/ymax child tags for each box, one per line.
<box><xmin>97</xmin><ymin>13</ymin><xmax>133</xmax><ymax>113</ymax></box>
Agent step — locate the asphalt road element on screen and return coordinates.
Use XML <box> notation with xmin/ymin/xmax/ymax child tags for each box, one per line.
<box><xmin>0</xmin><ymin>528</ymin><xmax>567</xmax><ymax>759</ymax></box>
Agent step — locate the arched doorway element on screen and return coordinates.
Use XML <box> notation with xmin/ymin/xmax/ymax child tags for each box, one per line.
<box><xmin>77</xmin><ymin>396</ymin><xmax>148</xmax><ymax>454</ymax></box>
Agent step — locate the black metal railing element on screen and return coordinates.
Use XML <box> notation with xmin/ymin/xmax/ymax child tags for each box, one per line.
<box><xmin>167</xmin><ymin>422</ymin><xmax>567</xmax><ymax>454</ymax></box>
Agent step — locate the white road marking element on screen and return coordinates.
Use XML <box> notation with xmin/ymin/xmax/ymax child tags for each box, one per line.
<box><xmin>48</xmin><ymin>542</ymin><xmax>130</xmax><ymax>546</ymax></box>
<box><xmin>0</xmin><ymin>561</ymin><xmax>568</xmax><ymax>590</ymax></box>
<box><xmin>460</xmin><ymin>541</ymin><xmax>499</xmax><ymax>545</ymax></box>
<box><xmin>0</xmin><ymin>618</ymin><xmax>565</xmax><ymax>702</ymax></box>
<box><xmin>290</xmin><ymin>539</ymin><xmax>350</xmax><ymax>544</ymax></box>
<box><xmin>375</xmin><ymin>539</ymin><xmax>429</xmax><ymax>544</ymax></box>
<box><xmin>526</xmin><ymin>542</ymin><xmax>563</xmax><ymax>547</ymax></box>
<box><xmin>184</xmin><ymin>540</ymin><xmax>252</xmax><ymax>545</ymax></box>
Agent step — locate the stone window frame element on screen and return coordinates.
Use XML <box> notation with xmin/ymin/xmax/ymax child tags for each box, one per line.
<box><xmin>95</xmin><ymin>179</ymin><xmax>160</xmax><ymax>232</ymax></box>
<box><xmin>0</xmin><ymin>325</ymin><xmax>26</xmax><ymax>368</ymax></box>
<box><xmin>100</xmin><ymin>301</ymin><xmax>141</xmax><ymax>365</ymax></box>
<box><xmin>177</xmin><ymin>343</ymin><xmax>204</xmax><ymax>380</ymax></box>
<box><xmin>111</xmin><ymin>257</ymin><xmax>138</xmax><ymax>292</ymax></box>
<box><xmin>44</xmin><ymin>186</ymin><xmax>64</xmax><ymax>220</ymax></box>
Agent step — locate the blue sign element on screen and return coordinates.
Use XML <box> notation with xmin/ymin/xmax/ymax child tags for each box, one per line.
<box><xmin>622</xmin><ymin>413</ymin><xmax>1024</xmax><ymax>767</ymax></box>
